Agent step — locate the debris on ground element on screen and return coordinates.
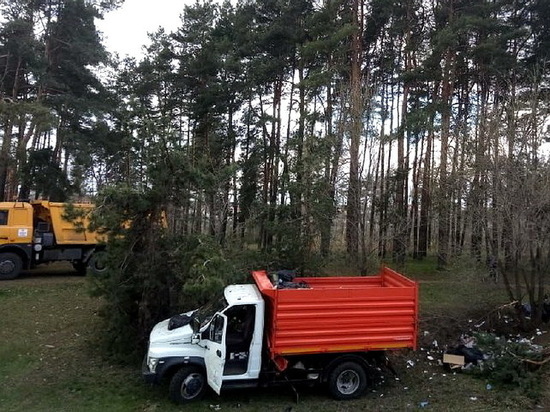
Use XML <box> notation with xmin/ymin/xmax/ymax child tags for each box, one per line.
<box><xmin>443</xmin><ymin>334</ymin><xmax>486</xmax><ymax>368</ymax></box>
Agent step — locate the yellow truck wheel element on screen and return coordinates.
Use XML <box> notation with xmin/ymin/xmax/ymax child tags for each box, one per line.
<box><xmin>88</xmin><ymin>251</ymin><xmax>107</xmax><ymax>275</ymax></box>
<box><xmin>0</xmin><ymin>252</ymin><xmax>23</xmax><ymax>280</ymax></box>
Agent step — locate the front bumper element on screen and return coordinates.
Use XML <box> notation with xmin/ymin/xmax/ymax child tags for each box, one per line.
<box><xmin>142</xmin><ymin>355</ymin><xmax>160</xmax><ymax>384</ymax></box>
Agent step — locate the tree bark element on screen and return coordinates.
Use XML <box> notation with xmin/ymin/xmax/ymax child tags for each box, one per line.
<box><xmin>346</xmin><ymin>0</ymin><xmax>363</xmax><ymax>260</ymax></box>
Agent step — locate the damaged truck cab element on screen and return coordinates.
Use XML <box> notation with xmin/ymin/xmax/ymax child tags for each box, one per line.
<box><xmin>144</xmin><ymin>283</ymin><xmax>265</xmax><ymax>402</ymax></box>
<box><xmin>143</xmin><ymin>268</ymin><xmax>418</xmax><ymax>403</ymax></box>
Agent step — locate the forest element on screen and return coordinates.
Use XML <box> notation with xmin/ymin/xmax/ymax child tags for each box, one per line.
<box><xmin>1</xmin><ymin>0</ymin><xmax>549</xmax><ymax>356</ymax></box>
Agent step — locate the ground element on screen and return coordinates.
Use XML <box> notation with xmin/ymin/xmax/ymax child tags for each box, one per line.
<box><xmin>0</xmin><ymin>262</ymin><xmax>548</xmax><ymax>411</ymax></box>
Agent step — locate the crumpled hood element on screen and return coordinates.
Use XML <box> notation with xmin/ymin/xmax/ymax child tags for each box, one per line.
<box><xmin>150</xmin><ymin>311</ymin><xmax>195</xmax><ymax>345</ymax></box>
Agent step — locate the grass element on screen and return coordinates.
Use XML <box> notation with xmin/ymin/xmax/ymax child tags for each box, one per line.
<box><xmin>0</xmin><ymin>261</ymin><xmax>548</xmax><ymax>411</ymax></box>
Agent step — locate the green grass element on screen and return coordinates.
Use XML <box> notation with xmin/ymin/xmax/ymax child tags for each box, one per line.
<box><xmin>0</xmin><ymin>262</ymin><xmax>548</xmax><ymax>411</ymax></box>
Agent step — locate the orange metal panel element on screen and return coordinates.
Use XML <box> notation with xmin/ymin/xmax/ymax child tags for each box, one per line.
<box><xmin>252</xmin><ymin>267</ymin><xmax>419</xmax><ymax>360</ymax></box>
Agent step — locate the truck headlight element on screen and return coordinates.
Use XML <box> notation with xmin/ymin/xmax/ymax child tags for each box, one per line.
<box><xmin>147</xmin><ymin>357</ymin><xmax>159</xmax><ymax>373</ymax></box>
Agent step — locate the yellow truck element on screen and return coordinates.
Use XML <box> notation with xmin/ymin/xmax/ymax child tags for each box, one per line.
<box><xmin>0</xmin><ymin>200</ymin><xmax>106</xmax><ymax>280</ymax></box>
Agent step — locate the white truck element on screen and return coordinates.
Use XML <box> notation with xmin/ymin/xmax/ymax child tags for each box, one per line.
<box><xmin>143</xmin><ymin>268</ymin><xmax>418</xmax><ymax>403</ymax></box>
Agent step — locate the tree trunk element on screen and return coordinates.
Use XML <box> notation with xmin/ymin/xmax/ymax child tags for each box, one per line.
<box><xmin>346</xmin><ymin>0</ymin><xmax>363</xmax><ymax>260</ymax></box>
<box><xmin>437</xmin><ymin>50</ymin><xmax>455</xmax><ymax>270</ymax></box>
<box><xmin>418</xmin><ymin>86</ymin><xmax>435</xmax><ymax>258</ymax></box>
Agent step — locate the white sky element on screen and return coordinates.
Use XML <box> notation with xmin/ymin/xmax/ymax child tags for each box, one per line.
<box><xmin>96</xmin><ymin>0</ymin><xmax>191</xmax><ymax>58</ymax></box>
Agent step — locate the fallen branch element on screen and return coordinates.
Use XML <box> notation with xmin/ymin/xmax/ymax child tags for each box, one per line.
<box><xmin>506</xmin><ymin>348</ymin><xmax>550</xmax><ymax>366</ymax></box>
<box><xmin>471</xmin><ymin>300</ymin><xmax>519</xmax><ymax>326</ymax></box>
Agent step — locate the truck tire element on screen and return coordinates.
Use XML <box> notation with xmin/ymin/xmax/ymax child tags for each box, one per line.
<box><xmin>88</xmin><ymin>251</ymin><xmax>107</xmax><ymax>275</ymax></box>
<box><xmin>169</xmin><ymin>366</ymin><xmax>207</xmax><ymax>403</ymax></box>
<box><xmin>327</xmin><ymin>361</ymin><xmax>368</xmax><ymax>400</ymax></box>
<box><xmin>0</xmin><ymin>252</ymin><xmax>23</xmax><ymax>280</ymax></box>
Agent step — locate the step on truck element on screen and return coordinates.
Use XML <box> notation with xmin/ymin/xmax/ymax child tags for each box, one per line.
<box><xmin>0</xmin><ymin>200</ymin><xmax>106</xmax><ymax>280</ymax></box>
<box><xmin>143</xmin><ymin>267</ymin><xmax>419</xmax><ymax>403</ymax></box>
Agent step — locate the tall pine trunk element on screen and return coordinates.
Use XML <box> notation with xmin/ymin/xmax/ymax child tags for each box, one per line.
<box><xmin>437</xmin><ymin>50</ymin><xmax>455</xmax><ymax>270</ymax></box>
<box><xmin>345</xmin><ymin>0</ymin><xmax>363</xmax><ymax>260</ymax></box>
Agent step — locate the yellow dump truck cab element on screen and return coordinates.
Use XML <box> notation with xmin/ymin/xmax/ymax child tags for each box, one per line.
<box><xmin>0</xmin><ymin>202</ymin><xmax>34</xmax><ymax>279</ymax></box>
<box><xmin>0</xmin><ymin>201</ymin><xmax>106</xmax><ymax>280</ymax></box>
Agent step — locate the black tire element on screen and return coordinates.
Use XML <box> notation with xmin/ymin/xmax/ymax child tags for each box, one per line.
<box><xmin>88</xmin><ymin>251</ymin><xmax>107</xmax><ymax>275</ymax></box>
<box><xmin>72</xmin><ymin>261</ymin><xmax>87</xmax><ymax>276</ymax></box>
<box><xmin>327</xmin><ymin>361</ymin><xmax>368</xmax><ymax>400</ymax></box>
<box><xmin>169</xmin><ymin>366</ymin><xmax>207</xmax><ymax>403</ymax></box>
<box><xmin>0</xmin><ymin>252</ymin><xmax>23</xmax><ymax>280</ymax></box>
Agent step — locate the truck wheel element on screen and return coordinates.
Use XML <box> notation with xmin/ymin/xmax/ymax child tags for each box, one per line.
<box><xmin>328</xmin><ymin>361</ymin><xmax>368</xmax><ymax>400</ymax></box>
<box><xmin>0</xmin><ymin>252</ymin><xmax>23</xmax><ymax>280</ymax></box>
<box><xmin>169</xmin><ymin>366</ymin><xmax>207</xmax><ymax>403</ymax></box>
<box><xmin>88</xmin><ymin>251</ymin><xmax>107</xmax><ymax>275</ymax></box>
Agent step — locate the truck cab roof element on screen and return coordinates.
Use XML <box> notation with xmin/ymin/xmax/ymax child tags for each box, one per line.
<box><xmin>224</xmin><ymin>284</ymin><xmax>263</xmax><ymax>306</ymax></box>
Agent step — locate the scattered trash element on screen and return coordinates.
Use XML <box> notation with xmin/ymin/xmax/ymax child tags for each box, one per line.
<box><xmin>440</xmin><ymin>330</ymin><xmax>550</xmax><ymax>394</ymax></box>
<box><xmin>406</xmin><ymin>360</ymin><xmax>415</xmax><ymax>368</ymax></box>
<box><xmin>444</xmin><ymin>334</ymin><xmax>485</xmax><ymax>367</ymax></box>
<box><xmin>442</xmin><ymin>353</ymin><xmax>465</xmax><ymax>369</ymax></box>
<box><xmin>44</xmin><ymin>344</ymin><xmax>55</xmax><ymax>349</ymax></box>
<box><xmin>427</xmin><ymin>355</ymin><xmax>435</xmax><ymax>361</ymax></box>
<box><xmin>470</xmin><ymin>397</ymin><xmax>478</xmax><ymax>401</ymax></box>
<box><xmin>419</xmin><ymin>401</ymin><xmax>429</xmax><ymax>408</ymax></box>
<box><xmin>432</xmin><ymin>340</ymin><xmax>438</xmax><ymax>348</ymax></box>
<box><xmin>209</xmin><ymin>405</ymin><xmax>221</xmax><ymax>411</ymax></box>
<box><xmin>461</xmin><ymin>335</ymin><xmax>475</xmax><ymax>348</ymax></box>
<box><xmin>462</xmin><ymin>363</ymin><xmax>475</xmax><ymax>371</ymax></box>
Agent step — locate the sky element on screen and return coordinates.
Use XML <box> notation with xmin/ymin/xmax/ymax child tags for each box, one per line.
<box><xmin>96</xmin><ymin>0</ymin><xmax>191</xmax><ymax>58</ymax></box>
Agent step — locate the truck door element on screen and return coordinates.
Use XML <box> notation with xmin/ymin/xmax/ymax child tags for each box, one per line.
<box><xmin>205</xmin><ymin>313</ymin><xmax>227</xmax><ymax>395</ymax></box>
<box><xmin>0</xmin><ymin>209</ymin><xmax>8</xmax><ymax>245</ymax></box>
<box><xmin>0</xmin><ymin>206</ymin><xmax>32</xmax><ymax>245</ymax></box>
<box><xmin>224</xmin><ymin>305</ymin><xmax>256</xmax><ymax>376</ymax></box>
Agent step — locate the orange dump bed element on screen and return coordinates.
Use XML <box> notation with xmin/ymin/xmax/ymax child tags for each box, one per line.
<box><xmin>31</xmin><ymin>201</ymin><xmax>103</xmax><ymax>245</ymax></box>
<box><xmin>252</xmin><ymin>267</ymin><xmax>418</xmax><ymax>361</ymax></box>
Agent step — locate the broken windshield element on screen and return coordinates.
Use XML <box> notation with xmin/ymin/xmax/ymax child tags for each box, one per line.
<box><xmin>193</xmin><ymin>292</ymin><xmax>228</xmax><ymax>329</ymax></box>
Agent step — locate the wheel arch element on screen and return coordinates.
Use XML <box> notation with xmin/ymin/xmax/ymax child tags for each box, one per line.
<box><xmin>0</xmin><ymin>244</ymin><xmax>32</xmax><ymax>269</ymax></box>
<box><xmin>321</xmin><ymin>352</ymin><xmax>382</xmax><ymax>383</ymax></box>
<box><xmin>157</xmin><ymin>356</ymin><xmax>206</xmax><ymax>384</ymax></box>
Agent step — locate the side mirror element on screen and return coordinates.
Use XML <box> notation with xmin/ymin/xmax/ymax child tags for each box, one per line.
<box><xmin>191</xmin><ymin>317</ymin><xmax>200</xmax><ymax>334</ymax></box>
<box><xmin>191</xmin><ymin>333</ymin><xmax>200</xmax><ymax>344</ymax></box>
